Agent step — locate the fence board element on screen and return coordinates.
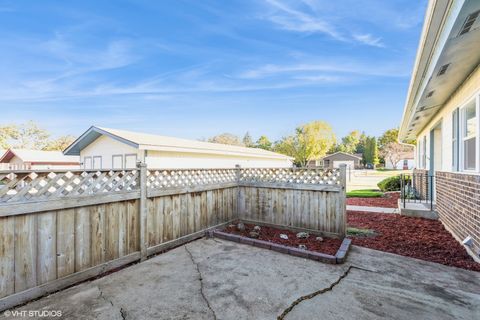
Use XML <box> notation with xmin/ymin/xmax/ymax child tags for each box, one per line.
<box><xmin>127</xmin><ymin>200</ymin><xmax>139</xmax><ymax>254</ymax></box>
<box><xmin>90</xmin><ymin>206</ymin><xmax>105</xmax><ymax>267</ymax></box>
<box><xmin>105</xmin><ymin>203</ymin><xmax>119</xmax><ymax>262</ymax></box>
<box><xmin>238</xmin><ymin>186</ymin><xmax>345</xmax><ymax>236</ymax></box>
<box><xmin>14</xmin><ymin>214</ymin><xmax>36</xmax><ymax>292</ymax></box>
<box><xmin>37</xmin><ymin>211</ymin><xmax>57</xmax><ymax>285</ymax></box>
<box><xmin>75</xmin><ymin>207</ymin><xmax>91</xmax><ymax>272</ymax></box>
<box><xmin>0</xmin><ymin>216</ymin><xmax>14</xmax><ymax>298</ymax></box>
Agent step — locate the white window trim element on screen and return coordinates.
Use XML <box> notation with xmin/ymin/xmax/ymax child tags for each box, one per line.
<box><xmin>112</xmin><ymin>154</ymin><xmax>124</xmax><ymax>169</ymax></box>
<box><xmin>93</xmin><ymin>156</ymin><xmax>103</xmax><ymax>170</ymax></box>
<box><xmin>422</xmin><ymin>135</ymin><xmax>427</xmax><ymax>169</ymax></box>
<box><xmin>124</xmin><ymin>154</ymin><xmax>138</xmax><ymax>169</ymax></box>
<box><xmin>84</xmin><ymin>156</ymin><xmax>92</xmax><ymax>170</ymax></box>
<box><xmin>459</xmin><ymin>94</ymin><xmax>479</xmax><ymax>172</ymax></box>
<box><xmin>452</xmin><ymin>108</ymin><xmax>459</xmax><ymax>172</ymax></box>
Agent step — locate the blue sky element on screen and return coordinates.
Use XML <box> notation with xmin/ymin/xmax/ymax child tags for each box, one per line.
<box><xmin>0</xmin><ymin>0</ymin><xmax>427</xmax><ymax>141</ymax></box>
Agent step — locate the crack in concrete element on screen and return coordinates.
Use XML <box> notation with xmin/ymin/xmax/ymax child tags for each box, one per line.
<box><xmin>98</xmin><ymin>287</ymin><xmax>128</xmax><ymax>320</ymax></box>
<box><xmin>98</xmin><ymin>289</ymin><xmax>114</xmax><ymax>307</ymax></box>
<box><xmin>120</xmin><ymin>307</ymin><xmax>127</xmax><ymax>320</ymax></box>
<box><xmin>277</xmin><ymin>265</ymin><xmax>377</xmax><ymax>320</ymax></box>
<box><xmin>185</xmin><ymin>245</ymin><xmax>218</xmax><ymax>320</ymax></box>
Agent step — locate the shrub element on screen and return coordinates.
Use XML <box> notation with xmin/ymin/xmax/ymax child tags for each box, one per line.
<box><xmin>377</xmin><ymin>175</ymin><xmax>401</xmax><ymax>192</ymax></box>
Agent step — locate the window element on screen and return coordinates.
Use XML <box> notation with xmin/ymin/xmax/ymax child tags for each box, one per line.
<box><xmin>84</xmin><ymin>156</ymin><xmax>92</xmax><ymax>169</ymax></box>
<box><xmin>422</xmin><ymin>136</ymin><xmax>427</xmax><ymax>169</ymax></box>
<box><xmin>462</xmin><ymin>101</ymin><xmax>477</xmax><ymax>170</ymax></box>
<box><xmin>417</xmin><ymin>139</ymin><xmax>422</xmax><ymax>168</ymax></box>
<box><xmin>112</xmin><ymin>155</ymin><xmax>123</xmax><ymax>169</ymax></box>
<box><xmin>125</xmin><ymin>154</ymin><xmax>137</xmax><ymax>168</ymax></box>
<box><xmin>93</xmin><ymin>156</ymin><xmax>102</xmax><ymax>170</ymax></box>
<box><xmin>452</xmin><ymin>108</ymin><xmax>459</xmax><ymax>171</ymax></box>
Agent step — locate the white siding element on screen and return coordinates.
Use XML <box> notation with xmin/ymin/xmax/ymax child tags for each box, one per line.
<box><xmin>145</xmin><ymin>150</ymin><xmax>292</xmax><ymax>169</ymax></box>
<box><xmin>80</xmin><ymin>135</ymin><xmax>141</xmax><ymax>169</ymax></box>
<box><xmin>80</xmin><ymin>134</ymin><xmax>292</xmax><ymax>169</ymax></box>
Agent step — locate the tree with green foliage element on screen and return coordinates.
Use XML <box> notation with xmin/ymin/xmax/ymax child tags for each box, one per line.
<box><xmin>337</xmin><ymin>130</ymin><xmax>361</xmax><ymax>154</ymax></box>
<box><xmin>378</xmin><ymin>128</ymin><xmax>399</xmax><ymax>151</ymax></box>
<box><xmin>364</xmin><ymin>136</ymin><xmax>379</xmax><ymax>167</ymax></box>
<box><xmin>43</xmin><ymin>135</ymin><xmax>76</xmax><ymax>151</ymax></box>
<box><xmin>242</xmin><ymin>132</ymin><xmax>254</xmax><ymax>147</ymax></box>
<box><xmin>274</xmin><ymin>121</ymin><xmax>336</xmax><ymax>167</ymax></box>
<box><xmin>255</xmin><ymin>135</ymin><xmax>272</xmax><ymax>150</ymax></box>
<box><xmin>0</xmin><ymin>125</ymin><xmax>17</xmax><ymax>149</ymax></box>
<box><xmin>0</xmin><ymin>121</ymin><xmax>50</xmax><ymax>150</ymax></box>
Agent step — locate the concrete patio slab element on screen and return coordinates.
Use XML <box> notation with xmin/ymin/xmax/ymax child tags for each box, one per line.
<box><xmin>3</xmin><ymin>239</ymin><xmax>479</xmax><ymax>320</ymax></box>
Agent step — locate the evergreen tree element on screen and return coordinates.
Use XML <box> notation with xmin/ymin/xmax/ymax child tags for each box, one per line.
<box><xmin>242</xmin><ymin>132</ymin><xmax>254</xmax><ymax>147</ymax></box>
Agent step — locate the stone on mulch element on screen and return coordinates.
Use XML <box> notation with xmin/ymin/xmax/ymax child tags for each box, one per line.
<box><xmin>237</xmin><ymin>222</ymin><xmax>246</xmax><ymax>232</ymax></box>
<box><xmin>223</xmin><ymin>223</ymin><xmax>342</xmax><ymax>256</ymax></box>
<box><xmin>296</xmin><ymin>232</ymin><xmax>309</xmax><ymax>239</ymax></box>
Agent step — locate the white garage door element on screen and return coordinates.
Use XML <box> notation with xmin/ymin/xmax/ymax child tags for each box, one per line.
<box><xmin>333</xmin><ymin>160</ymin><xmax>354</xmax><ymax>169</ymax></box>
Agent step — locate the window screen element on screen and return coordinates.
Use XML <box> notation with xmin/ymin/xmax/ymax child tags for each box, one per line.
<box><xmin>463</xmin><ymin>102</ymin><xmax>476</xmax><ymax>170</ymax></box>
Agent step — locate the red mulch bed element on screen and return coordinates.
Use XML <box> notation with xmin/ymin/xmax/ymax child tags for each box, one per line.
<box><xmin>348</xmin><ymin>211</ymin><xmax>480</xmax><ymax>271</ymax></box>
<box><xmin>347</xmin><ymin>192</ymin><xmax>399</xmax><ymax>208</ymax></box>
<box><xmin>223</xmin><ymin>223</ymin><xmax>342</xmax><ymax>256</ymax></box>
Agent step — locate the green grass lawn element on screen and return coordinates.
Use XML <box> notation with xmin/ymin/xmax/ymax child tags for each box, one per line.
<box><xmin>346</xmin><ymin>189</ymin><xmax>383</xmax><ymax>198</ymax></box>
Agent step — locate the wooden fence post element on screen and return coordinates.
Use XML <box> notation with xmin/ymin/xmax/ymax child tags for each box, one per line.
<box><xmin>235</xmin><ymin>164</ymin><xmax>241</xmax><ymax>219</ymax></box>
<box><xmin>138</xmin><ymin>161</ymin><xmax>148</xmax><ymax>261</ymax></box>
<box><xmin>339</xmin><ymin>164</ymin><xmax>347</xmax><ymax>192</ymax></box>
<box><xmin>339</xmin><ymin>164</ymin><xmax>347</xmax><ymax>237</ymax></box>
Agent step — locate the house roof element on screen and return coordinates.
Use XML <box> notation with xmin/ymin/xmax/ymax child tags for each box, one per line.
<box><xmin>321</xmin><ymin>152</ymin><xmax>362</xmax><ymax>161</ymax></box>
<box><xmin>0</xmin><ymin>149</ymin><xmax>80</xmax><ymax>164</ymax></box>
<box><xmin>399</xmin><ymin>0</ymin><xmax>480</xmax><ymax>141</ymax></box>
<box><xmin>64</xmin><ymin>126</ymin><xmax>293</xmax><ymax>160</ymax></box>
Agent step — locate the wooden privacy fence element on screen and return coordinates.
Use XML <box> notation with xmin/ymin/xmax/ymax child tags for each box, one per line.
<box><xmin>0</xmin><ymin>165</ymin><xmax>346</xmax><ymax>311</ymax></box>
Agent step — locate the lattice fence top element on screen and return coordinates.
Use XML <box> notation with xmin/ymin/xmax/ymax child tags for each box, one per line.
<box><xmin>147</xmin><ymin>169</ymin><xmax>238</xmax><ymax>189</ymax></box>
<box><xmin>0</xmin><ymin>167</ymin><xmax>343</xmax><ymax>204</ymax></box>
<box><xmin>239</xmin><ymin>168</ymin><xmax>341</xmax><ymax>186</ymax></box>
<box><xmin>0</xmin><ymin>170</ymin><xmax>139</xmax><ymax>204</ymax></box>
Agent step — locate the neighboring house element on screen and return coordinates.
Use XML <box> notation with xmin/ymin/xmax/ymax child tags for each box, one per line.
<box><xmin>64</xmin><ymin>126</ymin><xmax>293</xmax><ymax>169</ymax></box>
<box><xmin>399</xmin><ymin>0</ymin><xmax>480</xmax><ymax>259</ymax></box>
<box><xmin>384</xmin><ymin>153</ymin><xmax>415</xmax><ymax>170</ymax></box>
<box><xmin>309</xmin><ymin>152</ymin><xmax>362</xmax><ymax>170</ymax></box>
<box><xmin>0</xmin><ymin>149</ymin><xmax>80</xmax><ymax>170</ymax></box>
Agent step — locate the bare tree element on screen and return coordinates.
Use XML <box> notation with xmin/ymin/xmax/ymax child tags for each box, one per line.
<box><xmin>380</xmin><ymin>142</ymin><xmax>412</xmax><ymax>169</ymax></box>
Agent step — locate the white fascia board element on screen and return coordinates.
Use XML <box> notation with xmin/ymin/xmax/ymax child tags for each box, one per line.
<box><xmin>404</xmin><ymin>0</ymin><xmax>465</xmax><ymax>139</ymax></box>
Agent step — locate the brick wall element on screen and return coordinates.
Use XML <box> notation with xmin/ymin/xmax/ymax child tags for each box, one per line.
<box><xmin>412</xmin><ymin>169</ymin><xmax>429</xmax><ymax>200</ymax></box>
<box><xmin>436</xmin><ymin>171</ymin><xmax>480</xmax><ymax>258</ymax></box>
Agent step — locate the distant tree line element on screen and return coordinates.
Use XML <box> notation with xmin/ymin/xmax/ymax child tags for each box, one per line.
<box><xmin>0</xmin><ymin>121</ymin><xmax>75</xmax><ymax>151</ymax></box>
<box><xmin>207</xmin><ymin>123</ymin><xmax>414</xmax><ymax>168</ymax></box>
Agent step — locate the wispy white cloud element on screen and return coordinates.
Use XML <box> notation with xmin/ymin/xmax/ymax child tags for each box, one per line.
<box><xmin>260</xmin><ymin>0</ymin><xmax>387</xmax><ymax>47</ymax></box>
<box><xmin>238</xmin><ymin>61</ymin><xmax>408</xmax><ymax>79</ymax></box>
<box><xmin>262</xmin><ymin>0</ymin><xmax>345</xmax><ymax>40</ymax></box>
<box><xmin>353</xmin><ymin>34</ymin><xmax>385</xmax><ymax>48</ymax></box>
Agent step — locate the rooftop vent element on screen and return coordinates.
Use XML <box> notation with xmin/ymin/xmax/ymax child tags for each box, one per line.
<box><xmin>459</xmin><ymin>10</ymin><xmax>479</xmax><ymax>36</ymax></box>
<box><xmin>426</xmin><ymin>90</ymin><xmax>435</xmax><ymax>98</ymax></box>
<box><xmin>437</xmin><ymin>63</ymin><xmax>450</xmax><ymax>76</ymax></box>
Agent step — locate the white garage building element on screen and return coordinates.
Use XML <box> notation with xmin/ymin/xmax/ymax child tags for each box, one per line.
<box><xmin>64</xmin><ymin>126</ymin><xmax>293</xmax><ymax>169</ymax></box>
